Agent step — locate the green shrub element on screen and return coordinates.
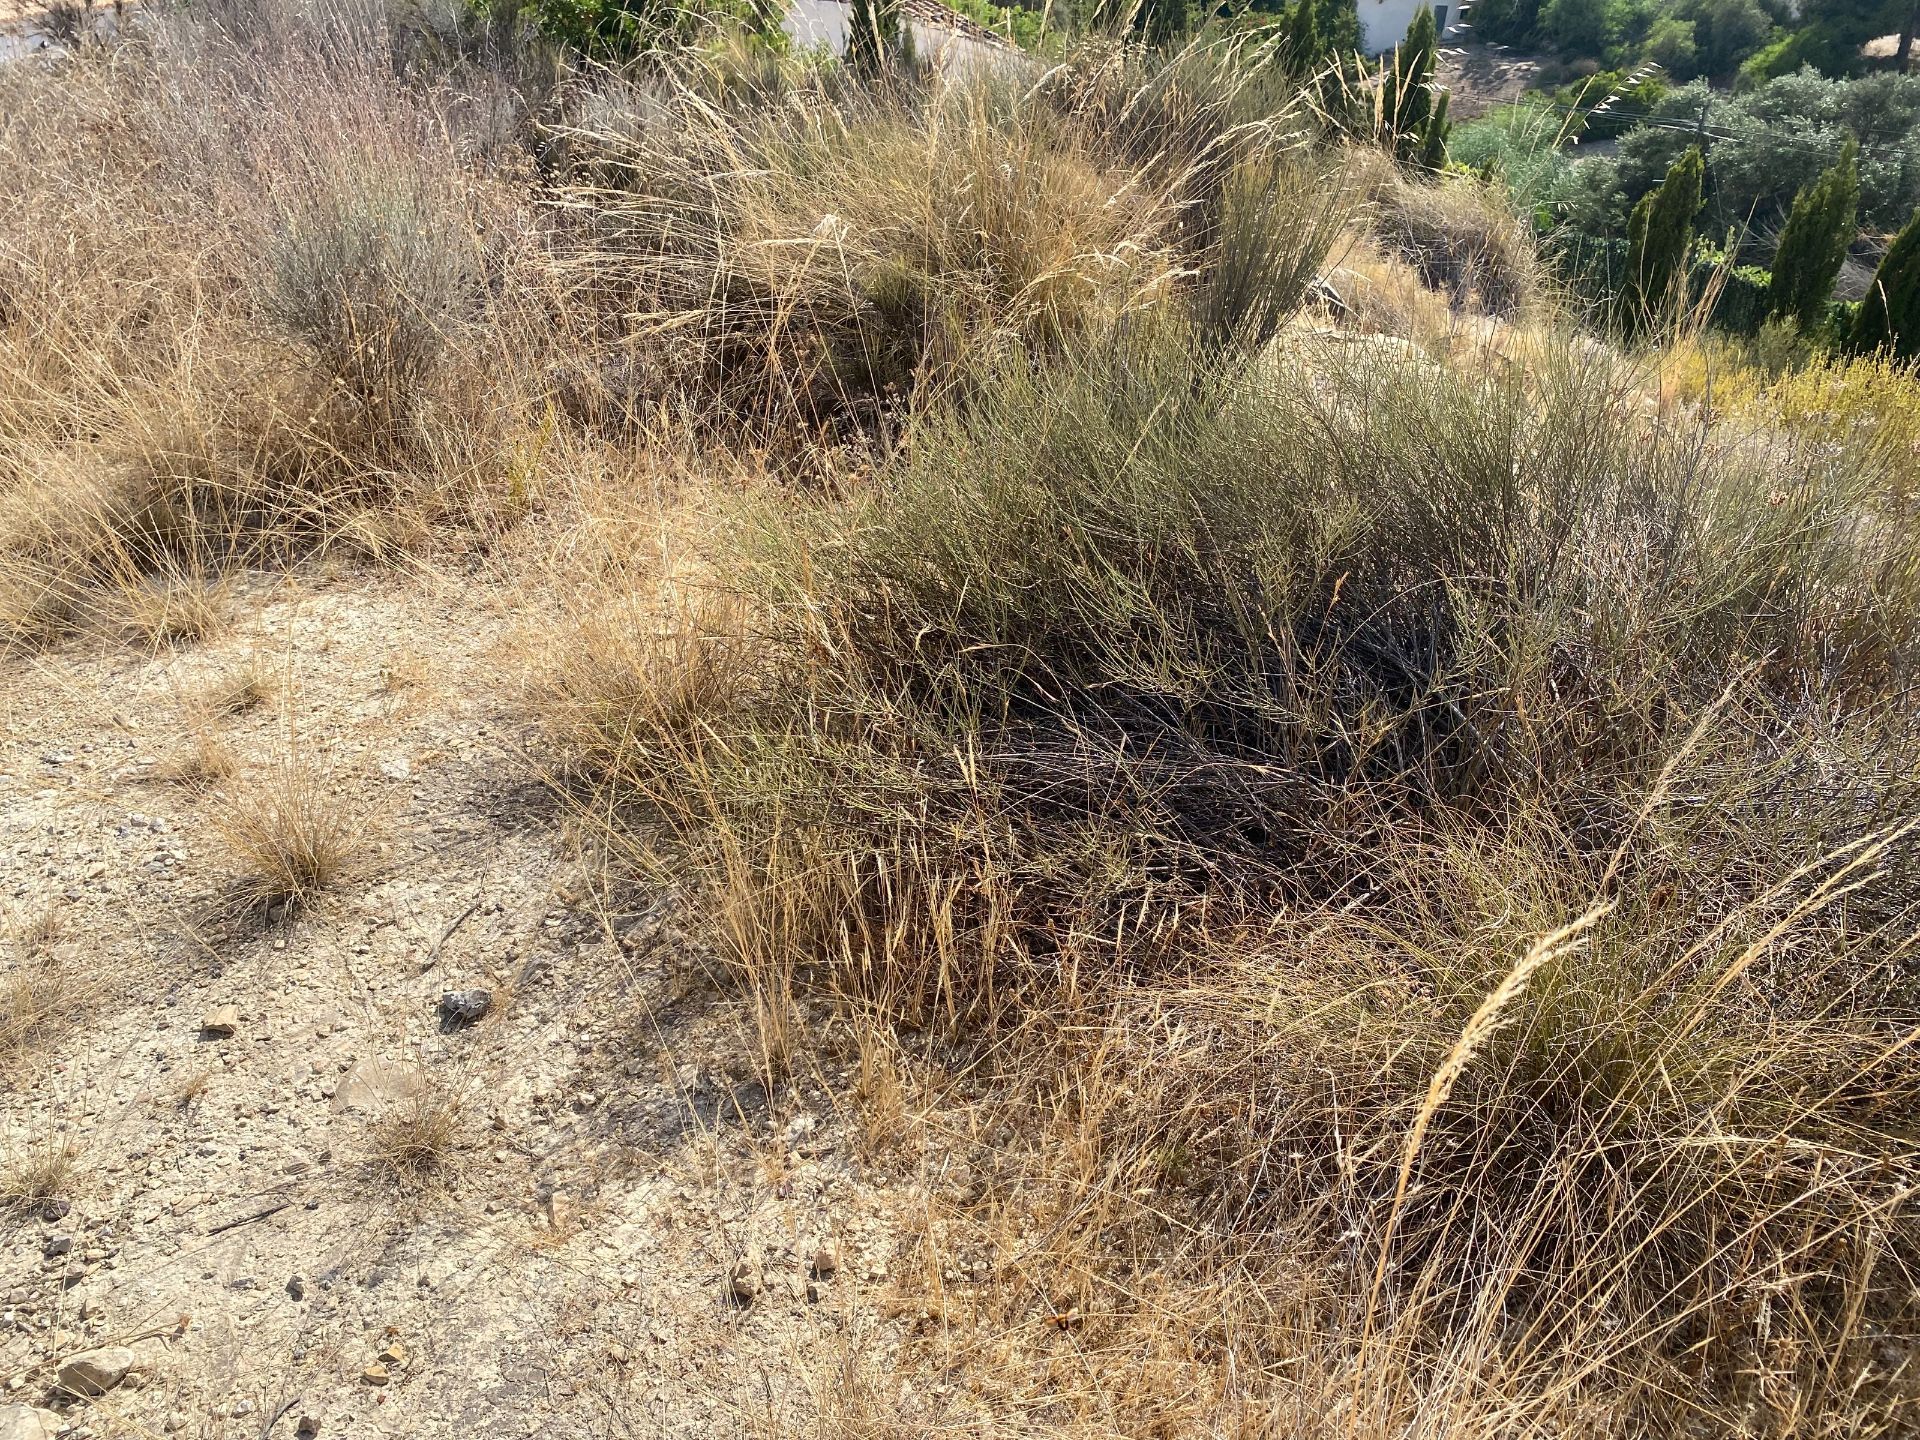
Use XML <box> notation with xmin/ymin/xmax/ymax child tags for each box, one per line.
<box><xmin>1622</xmin><ymin>145</ymin><xmax>1703</xmax><ymax>328</ymax></box>
<box><xmin>1768</xmin><ymin>138</ymin><xmax>1859</xmax><ymax>329</ymax></box>
<box><xmin>1853</xmin><ymin>207</ymin><xmax>1920</xmax><ymax>357</ymax></box>
<box><xmin>1448</xmin><ymin>98</ymin><xmax>1574</xmax><ymax>215</ymax></box>
<box><xmin>1689</xmin><ymin>250</ymin><xmax>1772</xmax><ymax>332</ymax></box>
<box><xmin>551</xmin><ymin>323</ymin><xmax>1920</xmax><ymax>1428</ymax></box>
<box><xmin>263</xmin><ymin>167</ymin><xmax>479</xmax><ymax>436</ymax></box>
<box><xmin>1192</xmin><ymin>155</ymin><xmax>1352</xmax><ymax>349</ymax></box>
<box><xmin>704</xmin><ymin>329</ymin><xmax>1918</xmax><ymax>906</ymax></box>
<box><xmin>523</xmin><ymin>0</ymin><xmax>770</xmax><ymax>53</ymax></box>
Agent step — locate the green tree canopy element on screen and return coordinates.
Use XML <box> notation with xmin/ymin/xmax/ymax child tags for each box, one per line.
<box><xmin>1853</xmin><ymin>208</ymin><xmax>1920</xmax><ymax>355</ymax></box>
<box><xmin>1768</xmin><ymin>139</ymin><xmax>1860</xmax><ymax>328</ymax></box>
<box><xmin>1281</xmin><ymin>0</ymin><xmax>1321</xmax><ymax>69</ymax></box>
<box><xmin>848</xmin><ymin>0</ymin><xmax>901</xmax><ymax>73</ymax></box>
<box><xmin>1624</xmin><ymin>145</ymin><xmax>1706</xmax><ymax>326</ymax></box>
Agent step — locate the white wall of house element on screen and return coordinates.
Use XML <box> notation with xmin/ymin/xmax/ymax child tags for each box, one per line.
<box><xmin>1357</xmin><ymin>0</ymin><xmax>1453</xmax><ymax>55</ymax></box>
<box><xmin>784</xmin><ymin>0</ymin><xmax>1008</xmax><ymax>69</ymax></box>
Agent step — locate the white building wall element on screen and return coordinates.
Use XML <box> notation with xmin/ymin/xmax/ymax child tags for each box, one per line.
<box><xmin>1357</xmin><ymin>0</ymin><xmax>1452</xmax><ymax>55</ymax></box>
<box><xmin>785</xmin><ymin>0</ymin><xmax>1009</xmax><ymax>70</ymax></box>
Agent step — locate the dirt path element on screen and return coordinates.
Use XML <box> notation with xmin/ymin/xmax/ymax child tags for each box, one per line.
<box><xmin>1438</xmin><ymin>40</ymin><xmax>1545</xmax><ymax>120</ymax></box>
<box><xmin>1</xmin><ymin>561</ymin><xmax>916</xmax><ymax>1438</ymax></box>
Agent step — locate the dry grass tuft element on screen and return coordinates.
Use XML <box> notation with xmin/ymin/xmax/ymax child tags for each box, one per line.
<box><xmin>170</xmin><ymin>1068</ymin><xmax>214</xmax><ymax>1109</ymax></box>
<box><xmin>0</xmin><ymin>1139</ymin><xmax>79</xmax><ymax>1217</ymax></box>
<box><xmin>366</xmin><ymin>1087</ymin><xmax>464</xmax><ymax>1195</ymax></box>
<box><xmin>116</xmin><ymin>565</ymin><xmax>228</xmax><ymax>647</ymax></box>
<box><xmin>0</xmin><ymin>2</ymin><xmax>568</xmax><ymax>649</ymax></box>
<box><xmin>0</xmin><ymin>961</ymin><xmax>76</xmax><ymax>1078</ymax></box>
<box><xmin>7</xmin><ymin>902</ymin><xmax>63</xmax><ymax>961</ymax></box>
<box><xmin>1353</xmin><ymin>147</ymin><xmax>1543</xmax><ymax>319</ymax></box>
<box><xmin>154</xmin><ymin>731</ymin><xmax>241</xmax><ymax>786</ymax></box>
<box><xmin>2</xmin><ymin>905</ymin><xmax>78</xmax><ymax>1077</ymax></box>
<box><xmin>551</xmin><ymin>36</ymin><xmax>1344</xmax><ymax>440</ymax></box>
<box><xmin>192</xmin><ymin>662</ymin><xmax>276</xmax><ymax>718</ymax></box>
<box><xmin>207</xmin><ymin>746</ymin><xmax>372</xmax><ymax>915</ymax></box>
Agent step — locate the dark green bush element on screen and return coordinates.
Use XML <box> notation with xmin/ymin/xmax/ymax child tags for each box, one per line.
<box><xmin>1853</xmin><ymin>206</ymin><xmax>1920</xmax><ymax>356</ymax></box>
<box><xmin>1689</xmin><ymin>253</ymin><xmax>1772</xmax><ymax>333</ymax></box>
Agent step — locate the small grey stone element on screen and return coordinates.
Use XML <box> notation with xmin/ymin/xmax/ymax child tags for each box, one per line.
<box><xmin>287</xmin><ymin>1275</ymin><xmax>306</xmax><ymax>1301</ymax></box>
<box><xmin>0</xmin><ymin>1405</ymin><xmax>57</xmax><ymax>1440</ymax></box>
<box><xmin>56</xmin><ymin>1345</ymin><xmax>133</xmax><ymax>1396</ymax></box>
<box><xmin>43</xmin><ymin>1236</ymin><xmax>72</xmax><ymax>1259</ymax></box>
<box><xmin>725</xmin><ymin>1255</ymin><xmax>762</xmax><ymax>1304</ymax></box>
<box><xmin>200</xmin><ymin>1005</ymin><xmax>240</xmax><ymax>1038</ymax></box>
<box><xmin>329</xmin><ymin>1057</ymin><xmax>426</xmax><ymax>1115</ymax></box>
<box><xmin>438</xmin><ymin>989</ymin><xmax>492</xmax><ymax>1027</ymax></box>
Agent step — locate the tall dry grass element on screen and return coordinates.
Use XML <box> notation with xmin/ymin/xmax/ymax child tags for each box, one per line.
<box><xmin>0</xmin><ymin>0</ymin><xmax>575</xmax><ymax>646</ymax></box>
<box><xmin>547</xmin><ymin>34</ymin><xmax>1348</xmax><ymax>443</ymax></box>
<box><xmin>535</xmin><ymin>119</ymin><xmax>1920</xmax><ymax>1434</ymax></box>
<box><xmin>6</xmin><ymin>4</ymin><xmax>1918</xmax><ymax>1434</ymax></box>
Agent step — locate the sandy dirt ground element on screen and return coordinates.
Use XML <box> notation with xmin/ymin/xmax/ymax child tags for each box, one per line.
<box><xmin>1437</xmin><ymin>40</ymin><xmax>1546</xmax><ymax>120</ymax></box>
<box><xmin>0</xmin><ymin>559</ymin><xmax>942</xmax><ymax>1439</ymax></box>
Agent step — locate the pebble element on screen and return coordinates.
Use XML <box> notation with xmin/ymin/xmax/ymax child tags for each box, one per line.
<box><xmin>200</xmin><ymin>1006</ymin><xmax>240</xmax><ymax>1038</ymax></box>
<box><xmin>726</xmin><ymin>1255</ymin><xmax>762</xmax><ymax>1304</ymax></box>
<box><xmin>0</xmin><ymin>1404</ymin><xmax>62</xmax><ymax>1440</ymax></box>
<box><xmin>361</xmin><ymin>1363</ymin><xmax>389</xmax><ymax>1387</ymax></box>
<box><xmin>43</xmin><ymin>1236</ymin><xmax>72</xmax><ymax>1260</ymax></box>
<box><xmin>55</xmin><ymin>1345</ymin><xmax>134</xmax><ymax>1397</ymax></box>
<box><xmin>296</xmin><ymin>1418</ymin><xmax>320</xmax><ymax>1438</ymax></box>
<box><xmin>782</xmin><ymin>1113</ymin><xmax>818</xmax><ymax>1147</ymax></box>
<box><xmin>438</xmin><ymin>988</ymin><xmax>492</xmax><ymax>1027</ymax></box>
<box><xmin>810</xmin><ymin>1243</ymin><xmax>839</xmax><ymax>1279</ymax></box>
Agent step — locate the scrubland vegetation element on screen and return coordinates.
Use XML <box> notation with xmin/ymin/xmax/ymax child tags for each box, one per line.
<box><xmin>5</xmin><ymin>1</ymin><xmax>1920</xmax><ymax>1434</ymax></box>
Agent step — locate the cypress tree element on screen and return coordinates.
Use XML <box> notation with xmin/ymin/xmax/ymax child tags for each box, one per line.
<box><xmin>1417</xmin><ymin>90</ymin><xmax>1451</xmax><ymax>170</ymax></box>
<box><xmin>1852</xmin><ymin>208</ymin><xmax>1920</xmax><ymax>358</ymax></box>
<box><xmin>1768</xmin><ymin>140</ymin><xmax>1859</xmax><ymax>330</ymax></box>
<box><xmin>847</xmin><ymin>0</ymin><xmax>899</xmax><ymax>75</ymax></box>
<box><xmin>1315</xmin><ymin>0</ymin><xmax>1359</xmax><ymax>55</ymax></box>
<box><xmin>1623</xmin><ymin>146</ymin><xmax>1705</xmax><ymax>328</ymax></box>
<box><xmin>1383</xmin><ymin>6</ymin><xmax>1437</xmax><ymax>147</ymax></box>
<box><xmin>1281</xmin><ymin>0</ymin><xmax>1321</xmax><ymax>70</ymax></box>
